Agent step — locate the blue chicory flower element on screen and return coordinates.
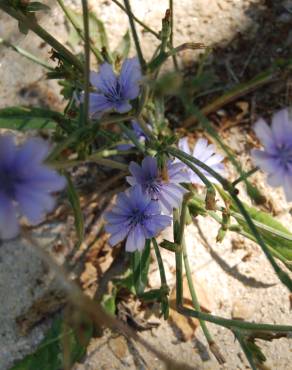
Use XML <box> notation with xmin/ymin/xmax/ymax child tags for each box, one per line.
<box><xmin>178</xmin><ymin>137</ymin><xmax>225</xmax><ymax>185</ymax></box>
<box><xmin>104</xmin><ymin>185</ymin><xmax>171</xmax><ymax>252</ymax></box>
<box><xmin>127</xmin><ymin>156</ymin><xmax>189</xmax><ymax>214</ymax></box>
<box><xmin>117</xmin><ymin>120</ymin><xmax>151</xmax><ymax>151</ymax></box>
<box><xmin>251</xmin><ymin>108</ymin><xmax>292</xmax><ymax>201</ymax></box>
<box><xmin>0</xmin><ymin>136</ymin><xmax>66</xmax><ymax>239</ymax></box>
<box><xmin>87</xmin><ymin>57</ymin><xmax>142</xmax><ymax>117</ymax></box>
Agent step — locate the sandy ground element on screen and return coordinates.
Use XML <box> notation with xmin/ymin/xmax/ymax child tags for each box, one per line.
<box><xmin>1</xmin><ymin>0</ymin><xmax>292</xmax><ymax>369</ymax></box>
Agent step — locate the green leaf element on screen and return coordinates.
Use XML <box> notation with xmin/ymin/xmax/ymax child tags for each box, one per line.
<box><xmin>101</xmin><ymin>290</ymin><xmax>117</xmax><ymax>316</ymax></box>
<box><xmin>131</xmin><ymin>240</ymin><xmax>151</xmax><ymax>295</ymax></box>
<box><xmin>232</xmin><ymin>204</ymin><xmax>292</xmax><ymax>262</ymax></box>
<box><xmin>18</xmin><ymin>21</ymin><xmax>29</xmax><ymax>35</ymax></box>
<box><xmin>66</xmin><ymin>9</ymin><xmax>108</xmax><ymax>50</ymax></box>
<box><xmin>10</xmin><ymin>315</ymin><xmax>92</xmax><ymax>370</ymax></box>
<box><xmin>89</xmin><ymin>13</ymin><xmax>109</xmax><ymax>50</ymax></box>
<box><xmin>113</xmin><ymin>30</ymin><xmax>131</xmax><ymax>60</ymax></box>
<box><xmin>66</xmin><ymin>174</ymin><xmax>84</xmax><ymax>246</ymax></box>
<box><xmin>0</xmin><ymin>107</ymin><xmax>64</xmax><ymax>130</ymax></box>
<box><xmin>216</xmin><ymin>187</ymin><xmax>292</xmax><ymax>265</ymax></box>
<box><xmin>26</xmin><ymin>2</ymin><xmax>50</xmax><ymax>12</ymax></box>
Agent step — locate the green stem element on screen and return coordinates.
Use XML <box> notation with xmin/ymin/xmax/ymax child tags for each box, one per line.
<box><xmin>0</xmin><ymin>37</ymin><xmax>54</xmax><ymax>70</ymax></box>
<box><xmin>119</xmin><ymin>122</ymin><xmax>145</xmax><ymax>153</ymax></box>
<box><xmin>182</xmin><ymin>238</ymin><xmax>225</xmax><ymax>364</ymax></box>
<box><xmin>152</xmin><ymin>238</ymin><xmax>167</xmax><ymax>286</ymax></box>
<box><xmin>49</xmin><ymin>156</ymin><xmax>128</xmax><ymax>170</ymax></box>
<box><xmin>169</xmin><ymin>0</ymin><xmax>179</xmax><ymax>70</ymax></box>
<box><xmin>57</xmin><ymin>0</ymin><xmax>103</xmax><ymax>62</ymax></box>
<box><xmin>173</xmin><ymin>209</ymin><xmax>183</xmax><ymax>307</ymax></box>
<box><xmin>179</xmin><ymin>306</ymin><xmax>292</xmax><ymax>332</ymax></box>
<box><xmin>0</xmin><ymin>4</ymin><xmax>83</xmax><ymax>72</ymax></box>
<box><xmin>111</xmin><ymin>0</ymin><xmax>159</xmax><ymax>38</ymax></box>
<box><xmin>168</xmin><ymin>147</ymin><xmax>227</xmax><ymax>186</ymax></box>
<box><xmin>232</xmin><ymin>167</ymin><xmax>259</xmax><ymax>187</ymax></box>
<box><xmin>184</xmin><ymin>69</ymin><xmax>278</xmax><ymax>128</ymax></box>
<box><xmin>81</xmin><ymin>0</ymin><xmax>90</xmax><ymax>125</ymax></box>
<box><xmin>181</xmin><ymin>97</ymin><xmax>263</xmax><ymax>204</ymax></box>
<box><xmin>123</xmin><ymin>0</ymin><xmax>147</xmax><ymax>72</ymax></box>
<box><xmin>148</xmin><ymin>42</ymin><xmax>204</xmax><ymax>72</ymax></box>
<box><xmin>171</xmin><ymin>151</ymin><xmax>216</xmax><ymax>208</ymax></box>
<box><xmin>169</xmin><ymin>147</ymin><xmax>292</xmax><ymax>292</ymax></box>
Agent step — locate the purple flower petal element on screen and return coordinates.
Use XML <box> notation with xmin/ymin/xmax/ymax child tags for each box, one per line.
<box><xmin>88</xmin><ymin>92</ymin><xmax>113</xmax><ymax>117</ymax></box>
<box><xmin>105</xmin><ymin>185</ymin><xmax>170</xmax><ymax>252</ymax></box>
<box><xmin>0</xmin><ymin>135</ymin><xmax>65</xmax><ymax>238</ymax></box>
<box><xmin>114</xmin><ymin>100</ymin><xmax>132</xmax><ymax>113</ymax></box>
<box><xmin>0</xmin><ymin>192</ymin><xmax>18</xmax><ymax>239</ymax></box>
<box><xmin>16</xmin><ymin>186</ymin><xmax>56</xmax><ymax>224</ymax></box>
<box><xmin>141</xmin><ymin>156</ymin><xmax>158</xmax><ymax>179</ymax></box>
<box><xmin>253</xmin><ymin>118</ymin><xmax>274</xmax><ymax>149</ymax></box>
<box><xmin>119</xmin><ymin>57</ymin><xmax>142</xmax><ymax>100</ymax></box>
<box><xmin>271</xmin><ymin>109</ymin><xmax>292</xmax><ymax>144</ymax></box>
<box><xmin>283</xmin><ymin>174</ymin><xmax>292</xmax><ymax>201</ymax></box>
<box><xmin>0</xmin><ymin>136</ymin><xmax>17</xmax><ymax>166</ymax></box>
<box><xmin>108</xmin><ymin>227</ymin><xmax>129</xmax><ymax>246</ymax></box>
<box><xmin>94</xmin><ymin>63</ymin><xmax>117</xmax><ymax>93</ymax></box>
<box><xmin>251</xmin><ymin>150</ymin><xmax>278</xmax><ymax>172</ymax></box>
<box><xmin>178</xmin><ymin>137</ymin><xmax>191</xmax><ymax>155</ymax></box>
<box><xmin>178</xmin><ymin>137</ymin><xmax>225</xmax><ymax>185</ymax></box>
<box><xmin>15</xmin><ymin>138</ymin><xmax>49</xmax><ymax>167</ymax></box>
<box><xmin>126</xmin><ymin>224</ymin><xmax>146</xmax><ymax>252</ymax></box>
<box><xmin>252</xmin><ymin>108</ymin><xmax>292</xmax><ymax>202</ymax></box>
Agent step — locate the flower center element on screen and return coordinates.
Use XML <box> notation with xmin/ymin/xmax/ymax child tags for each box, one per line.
<box><xmin>0</xmin><ymin>167</ymin><xmax>19</xmax><ymax>198</ymax></box>
<box><xmin>145</xmin><ymin>178</ymin><xmax>163</xmax><ymax>200</ymax></box>
<box><xmin>130</xmin><ymin>208</ymin><xmax>148</xmax><ymax>227</ymax></box>
<box><xmin>276</xmin><ymin>144</ymin><xmax>292</xmax><ymax>169</ymax></box>
<box><xmin>104</xmin><ymin>81</ymin><xmax>122</xmax><ymax>102</ymax></box>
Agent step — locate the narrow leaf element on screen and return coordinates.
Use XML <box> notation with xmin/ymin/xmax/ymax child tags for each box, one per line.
<box><xmin>66</xmin><ymin>174</ymin><xmax>84</xmax><ymax>245</ymax></box>
<box><xmin>131</xmin><ymin>240</ymin><xmax>151</xmax><ymax>295</ymax></box>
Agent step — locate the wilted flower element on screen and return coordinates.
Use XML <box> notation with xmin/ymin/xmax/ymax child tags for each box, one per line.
<box><xmin>127</xmin><ymin>156</ymin><xmax>189</xmax><ymax>214</ymax></box>
<box><xmin>178</xmin><ymin>137</ymin><xmax>225</xmax><ymax>185</ymax></box>
<box><xmin>105</xmin><ymin>185</ymin><xmax>171</xmax><ymax>252</ymax></box>
<box><xmin>0</xmin><ymin>136</ymin><xmax>66</xmax><ymax>239</ymax></box>
<box><xmin>117</xmin><ymin>120</ymin><xmax>151</xmax><ymax>150</ymax></box>
<box><xmin>87</xmin><ymin>57</ymin><xmax>142</xmax><ymax>117</ymax></box>
<box><xmin>251</xmin><ymin>108</ymin><xmax>292</xmax><ymax>201</ymax></box>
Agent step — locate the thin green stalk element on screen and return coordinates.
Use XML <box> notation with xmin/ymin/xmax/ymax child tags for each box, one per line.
<box><xmin>181</xmin><ymin>97</ymin><xmax>264</xmax><ymax>204</ymax></box>
<box><xmin>231</xmin><ymin>194</ymin><xmax>292</xmax><ymax>291</ymax></box>
<box><xmin>56</xmin><ymin>0</ymin><xmax>103</xmax><ymax>62</ymax></box>
<box><xmin>152</xmin><ymin>238</ymin><xmax>167</xmax><ymax>286</ymax></box>
<box><xmin>136</xmin><ymin>116</ymin><xmax>155</xmax><ymax>139</ymax></box>
<box><xmin>171</xmin><ymin>151</ymin><xmax>216</xmax><ymax>209</ymax></box>
<box><xmin>0</xmin><ymin>37</ymin><xmax>54</xmax><ymax>70</ymax></box>
<box><xmin>81</xmin><ymin>0</ymin><xmax>90</xmax><ymax>125</ymax></box>
<box><xmin>180</xmin><ymin>306</ymin><xmax>292</xmax><ymax>332</ymax></box>
<box><xmin>123</xmin><ymin>0</ymin><xmax>146</xmax><ymax>72</ymax></box>
<box><xmin>168</xmin><ymin>147</ymin><xmax>227</xmax><ymax>186</ymax></box>
<box><xmin>48</xmin><ymin>113</ymin><xmax>134</xmax><ymax>161</ymax></box>
<box><xmin>191</xmin><ymin>193</ymin><xmax>292</xmax><ymax>243</ymax></box>
<box><xmin>148</xmin><ymin>42</ymin><xmax>205</xmax><ymax>72</ymax></box>
<box><xmin>111</xmin><ymin>0</ymin><xmax>159</xmax><ymax>38</ymax></box>
<box><xmin>173</xmin><ymin>209</ymin><xmax>183</xmax><ymax>307</ymax></box>
<box><xmin>184</xmin><ymin>69</ymin><xmax>278</xmax><ymax>128</ymax></box>
<box><xmin>169</xmin><ymin>147</ymin><xmax>292</xmax><ymax>292</ymax></box>
<box><xmin>119</xmin><ymin>122</ymin><xmax>145</xmax><ymax>153</ymax></box>
<box><xmin>182</xmin><ymin>238</ymin><xmax>225</xmax><ymax>364</ymax></box>
<box><xmin>173</xmin><ymin>202</ymin><xmax>292</xmax><ymax>336</ymax></box>
<box><xmin>169</xmin><ymin>0</ymin><xmax>179</xmax><ymax>70</ymax></box>
<box><xmin>0</xmin><ymin>3</ymin><xmax>83</xmax><ymax>72</ymax></box>
<box><xmin>49</xmin><ymin>156</ymin><xmax>128</xmax><ymax>171</ymax></box>
<box><xmin>232</xmin><ymin>167</ymin><xmax>259</xmax><ymax>187</ymax></box>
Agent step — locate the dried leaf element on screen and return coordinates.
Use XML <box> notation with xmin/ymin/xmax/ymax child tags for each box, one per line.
<box><xmin>169</xmin><ymin>275</ymin><xmax>213</xmax><ymax>341</ymax></box>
